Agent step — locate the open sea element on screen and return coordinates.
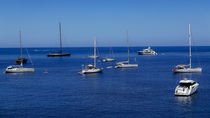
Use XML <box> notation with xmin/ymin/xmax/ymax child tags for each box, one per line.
<box><xmin>0</xmin><ymin>46</ymin><xmax>210</xmax><ymax>118</ymax></box>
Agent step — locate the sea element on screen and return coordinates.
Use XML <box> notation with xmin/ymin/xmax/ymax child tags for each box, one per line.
<box><xmin>0</xmin><ymin>46</ymin><xmax>210</xmax><ymax>118</ymax></box>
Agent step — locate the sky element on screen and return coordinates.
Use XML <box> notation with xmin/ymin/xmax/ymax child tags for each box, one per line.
<box><xmin>0</xmin><ymin>0</ymin><xmax>210</xmax><ymax>47</ymax></box>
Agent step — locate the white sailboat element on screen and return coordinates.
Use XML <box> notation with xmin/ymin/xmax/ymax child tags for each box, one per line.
<box><xmin>115</xmin><ymin>31</ymin><xmax>138</xmax><ymax>68</ymax></box>
<box><xmin>79</xmin><ymin>36</ymin><xmax>103</xmax><ymax>74</ymax></box>
<box><xmin>5</xmin><ymin>31</ymin><xmax>35</xmax><ymax>73</ymax></box>
<box><xmin>173</xmin><ymin>24</ymin><xmax>202</xmax><ymax>73</ymax></box>
<box><xmin>103</xmin><ymin>47</ymin><xmax>115</xmax><ymax>62</ymax></box>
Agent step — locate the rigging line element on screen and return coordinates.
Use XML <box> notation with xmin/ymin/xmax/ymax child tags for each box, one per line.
<box><xmin>25</xmin><ymin>48</ymin><xmax>34</xmax><ymax>66</ymax></box>
<box><xmin>191</xmin><ymin>32</ymin><xmax>202</xmax><ymax>67</ymax></box>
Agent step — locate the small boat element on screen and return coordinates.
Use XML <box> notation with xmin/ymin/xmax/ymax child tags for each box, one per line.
<box><xmin>115</xmin><ymin>31</ymin><xmax>138</xmax><ymax>68</ymax></box>
<box><xmin>173</xmin><ymin>24</ymin><xmax>202</xmax><ymax>73</ymax></box>
<box><xmin>79</xmin><ymin>36</ymin><xmax>103</xmax><ymax>74</ymax></box>
<box><xmin>173</xmin><ymin>65</ymin><xmax>202</xmax><ymax>73</ymax></box>
<box><xmin>88</xmin><ymin>55</ymin><xmax>99</xmax><ymax>59</ymax></box>
<box><xmin>5</xmin><ymin>64</ymin><xmax>35</xmax><ymax>73</ymax></box>
<box><xmin>15</xmin><ymin>31</ymin><xmax>28</xmax><ymax>64</ymax></box>
<box><xmin>138</xmin><ymin>46</ymin><xmax>157</xmax><ymax>55</ymax></box>
<box><xmin>6</xmin><ymin>31</ymin><xmax>35</xmax><ymax>73</ymax></box>
<box><xmin>115</xmin><ymin>61</ymin><xmax>138</xmax><ymax>68</ymax></box>
<box><xmin>103</xmin><ymin>58</ymin><xmax>115</xmax><ymax>62</ymax></box>
<box><xmin>175</xmin><ymin>78</ymin><xmax>199</xmax><ymax>96</ymax></box>
<box><xmin>47</xmin><ymin>22</ymin><xmax>71</xmax><ymax>57</ymax></box>
<box><xmin>103</xmin><ymin>47</ymin><xmax>115</xmax><ymax>62</ymax></box>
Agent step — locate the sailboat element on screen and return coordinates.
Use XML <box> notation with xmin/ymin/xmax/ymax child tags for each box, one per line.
<box><xmin>5</xmin><ymin>31</ymin><xmax>35</xmax><ymax>73</ymax></box>
<box><xmin>173</xmin><ymin>24</ymin><xmax>202</xmax><ymax>73</ymax></box>
<box><xmin>79</xmin><ymin>36</ymin><xmax>103</xmax><ymax>74</ymax></box>
<box><xmin>47</xmin><ymin>22</ymin><xmax>71</xmax><ymax>57</ymax></box>
<box><xmin>115</xmin><ymin>31</ymin><xmax>138</xmax><ymax>68</ymax></box>
<box><xmin>15</xmin><ymin>31</ymin><xmax>27</xmax><ymax>64</ymax></box>
<box><xmin>103</xmin><ymin>47</ymin><xmax>115</xmax><ymax>62</ymax></box>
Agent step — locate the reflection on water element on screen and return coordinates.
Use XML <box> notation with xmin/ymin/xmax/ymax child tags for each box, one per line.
<box><xmin>175</xmin><ymin>93</ymin><xmax>198</xmax><ymax>106</ymax></box>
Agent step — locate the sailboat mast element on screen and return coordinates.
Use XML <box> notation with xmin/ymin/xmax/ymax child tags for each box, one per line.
<box><xmin>127</xmin><ymin>31</ymin><xmax>130</xmax><ymax>64</ymax></box>
<box><xmin>59</xmin><ymin>22</ymin><xmax>62</xmax><ymax>53</ymax></box>
<box><xmin>94</xmin><ymin>36</ymin><xmax>96</xmax><ymax>67</ymax></box>
<box><xmin>19</xmin><ymin>31</ymin><xmax>22</xmax><ymax>58</ymax></box>
<box><xmin>189</xmin><ymin>24</ymin><xmax>192</xmax><ymax>68</ymax></box>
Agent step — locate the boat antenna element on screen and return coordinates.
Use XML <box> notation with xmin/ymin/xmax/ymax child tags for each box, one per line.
<box><xmin>127</xmin><ymin>31</ymin><xmax>130</xmax><ymax>64</ymax></box>
<box><xmin>189</xmin><ymin>24</ymin><xmax>192</xmax><ymax>68</ymax></box>
<box><xmin>94</xmin><ymin>36</ymin><xmax>97</xmax><ymax>67</ymax></box>
<box><xmin>59</xmin><ymin>22</ymin><xmax>62</xmax><ymax>54</ymax></box>
<box><xmin>19</xmin><ymin>30</ymin><xmax>22</xmax><ymax>58</ymax></box>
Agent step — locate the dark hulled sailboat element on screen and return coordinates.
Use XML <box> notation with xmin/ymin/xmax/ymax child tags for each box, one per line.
<box><xmin>15</xmin><ymin>31</ymin><xmax>28</xmax><ymax>64</ymax></box>
<box><xmin>47</xmin><ymin>22</ymin><xmax>71</xmax><ymax>57</ymax></box>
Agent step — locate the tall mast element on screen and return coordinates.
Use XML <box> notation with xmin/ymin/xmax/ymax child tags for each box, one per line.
<box><xmin>127</xmin><ymin>31</ymin><xmax>130</xmax><ymax>64</ymax></box>
<box><xmin>59</xmin><ymin>22</ymin><xmax>62</xmax><ymax>53</ymax></box>
<box><xmin>19</xmin><ymin>31</ymin><xmax>22</xmax><ymax>58</ymax></box>
<box><xmin>94</xmin><ymin>36</ymin><xmax>96</xmax><ymax>67</ymax></box>
<box><xmin>189</xmin><ymin>24</ymin><xmax>192</xmax><ymax>68</ymax></box>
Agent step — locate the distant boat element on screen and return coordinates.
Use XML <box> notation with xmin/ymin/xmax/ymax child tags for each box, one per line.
<box><xmin>138</xmin><ymin>46</ymin><xmax>157</xmax><ymax>55</ymax></box>
<box><xmin>103</xmin><ymin>47</ymin><xmax>115</xmax><ymax>62</ymax></box>
<box><xmin>47</xmin><ymin>22</ymin><xmax>71</xmax><ymax>57</ymax></box>
<box><xmin>115</xmin><ymin>31</ymin><xmax>138</xmax><ymax>68</ymax></box>
<box><xmin>175</xmin><ymin>78</ymin><xmax>199</xmax><ymax>96</ymax></box>
<box><xmin>5</xmin><ymin>31</ymin><xmax>35</xmax><ymax>73</ymax></box>
<box><xmin>15</xmin><ymin>31</ymin><xmax>27</xmax><ymax>64</ymax></box>
<box><xmin>79</xmin><ymin>36</ymin><xmax>103</xmax><ymax>74</ymax></box>
<box><xmin>173</xmin><ymin>24</ymin><xmax>202</xmax><ymax>73</ymax></box>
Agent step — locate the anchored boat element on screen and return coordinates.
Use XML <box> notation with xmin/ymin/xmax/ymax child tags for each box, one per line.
<box><xmin>173</xmin><ymin>24</ymin><xmax>202</xmax><ymax>73</ymax></box>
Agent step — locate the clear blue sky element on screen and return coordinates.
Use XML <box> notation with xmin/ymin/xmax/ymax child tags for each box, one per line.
<box><xmin>0</xmin><ymin>0</ymin><xmax>210</xmax><ymax>47</ymax></box>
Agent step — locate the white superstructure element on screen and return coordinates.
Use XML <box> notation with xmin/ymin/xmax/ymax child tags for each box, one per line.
<box><xmin>175</xmin><ymin>79</ymin><xmax>199</xmax><ymax>96</ymax></box>
<box><xmin>138</xmin><ymin>46</ymin><xmax>157</xmax><ymax>55</ymax></box>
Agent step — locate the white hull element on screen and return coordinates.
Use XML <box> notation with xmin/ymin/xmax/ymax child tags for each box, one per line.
<box><xmin>103</xmin><ymin>58</ymin><xmax>115</xmax><ymax>62</ymax></box>
<box><xmin>88</xmin><ymin>55</ymin><xmax>99</xmax><ymax>59</ymax></box>
<box><xmin>115</xmin><ymin>63</ymin><xmax>138</xmax><ymax>68</ymax></box>
<box><xmin>79</xmin><ymin>68</ymin><xmax>103</xmax><ymax>74</ymax></box>
<box><xmin>6</xmin><ymin>68</ymin><xmax>35</xmax><ymax>73</ymax></box>
<box><xmin>175</xmin><ymin>83</ymin><xmax>199</xmax><ymax>96</ymax></box>
<box><xmin>173</xmin><ymin>67</ymin><xmax>202</xmax><ymax>73</ymax></box>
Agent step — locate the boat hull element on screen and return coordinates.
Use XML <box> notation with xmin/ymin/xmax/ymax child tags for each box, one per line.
<box><xmin>173</xmin><ymin>68</ymin><xmax>202</xmax><ymax>73</ymax></box>
<box><xmin>103</xmin><ymin>58</ymin><xmax>115</xmax><ymax>62</ymax></box>
<box><xmin>138</xmin><ymin>51</ymin><xmax>157</xmax><ymax>55</ymax></box>
<box><xmin>79</xmin><ymin>68</ymin><xmax>103</xmax><ymax>74</ymax></box>
<box><xmin>47</xmin><ymin>53</ymin><xmax>71</xmax><ymax>57</ymax></box>
<box><xmin>175</xmin><ymin>83</ymin><xmax>199</xmax><ymax>96</ymax></box>
<box><xmin>5</xmin><ymin>68</ymin><xmax>35</xmax><ymax>73</ymax></box>
<box><xmin>115</xmin><ymin>64</ymin><xmax>138</xmax><ymax>68</ymax></box>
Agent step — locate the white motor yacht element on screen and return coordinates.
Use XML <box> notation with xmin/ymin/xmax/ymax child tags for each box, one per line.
<box><xmin>173</xmin><ymin>24</ymin><xmax>202</xmax><ymax>73</ymax></box>
<box><xmin>175</xmin><ymin>79</ymin><xmax>199</xmax><ymax>96</ymax></box>
<box><xmin>138</xmin><ymin>46</ymin><xmax>157</xmax><ymax>55</ymax></box>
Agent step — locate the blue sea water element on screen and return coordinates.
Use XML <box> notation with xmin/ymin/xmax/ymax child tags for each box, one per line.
<box><xmin>0</xmin><ymin>46</ymin><xmax>210</xmax><ymax>118</ymax></box>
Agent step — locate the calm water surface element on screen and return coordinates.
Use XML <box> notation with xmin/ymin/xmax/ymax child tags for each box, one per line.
<box><xmin>0</xmin><ymin>46</ymin><xmax>210</xmax><ymax>118</ymax></box>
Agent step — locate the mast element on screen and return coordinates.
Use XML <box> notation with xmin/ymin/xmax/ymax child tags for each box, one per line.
<box><xmin>19</xmin><ymin>31</ymin><xmax>22</xmax><ymax>58</ymax></box>
<box><xmin>94</xmin><ymin>36</ymin><xmax>97</xmax><ymax>67</ymax></box>
<box><xmin>127</xmin><ymin>31</ymin><xmax>130</xmax><ymax>63</ymax></box>
<box><xmin>59</xmin><ymin>22</ymin><xmax>62</xmax><ymax>53</ymax></box>
<box><xmin>189</xmin><ymin>24</ymin><xmax>192</xmax><ymax>68</ymax></box>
